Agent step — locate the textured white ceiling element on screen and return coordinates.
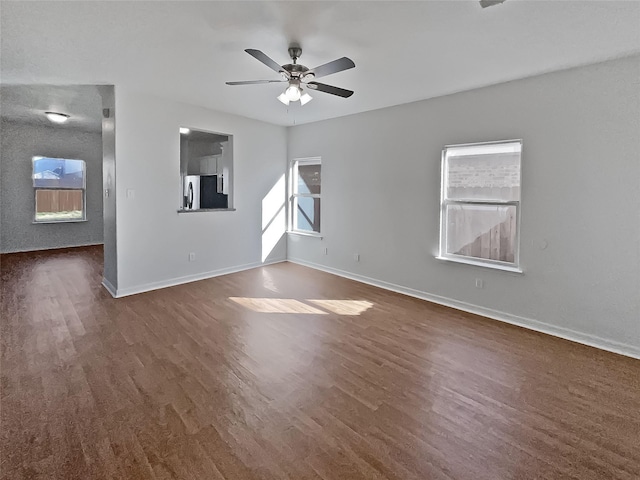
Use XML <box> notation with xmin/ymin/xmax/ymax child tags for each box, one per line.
<box><xmin>1</xmin><ymin>1</ymin><xmax>639</xmax><ymax>127</ymax></box>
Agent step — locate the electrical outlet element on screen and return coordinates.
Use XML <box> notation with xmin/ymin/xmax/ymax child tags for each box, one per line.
<box><xmin>323</xmin><ymin>247</ymin><xmax>328</xmax><ymax>255</ymax></box>
<box><xmin>475</xmin><ymin>278</ymin><xmax>483</xmax><ymax>289</ymax></box>
<box><xmin>189</xmin><ymin>252</ymin><xmax>196</xmax><ymax>262</ymax></box>
<box><xmin>354</xmin><ymin>253</ymin><xmax>360</xmax><ymax>262</ymax></box>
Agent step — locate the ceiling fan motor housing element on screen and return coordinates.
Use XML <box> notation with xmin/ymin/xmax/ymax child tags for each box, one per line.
<box><xmin>282</xmin><ymin>63</ymin><xmax>310</xmax><ymax>79</ymax></box>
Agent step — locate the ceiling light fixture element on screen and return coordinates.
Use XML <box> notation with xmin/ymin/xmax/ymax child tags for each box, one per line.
<box><xmin>285</xmin><ymin>85</ymin><xmax>301</xmax><ymax>102</ymax></box>
<box><xmin>179</xmin><ymin>127</ymin><xmax>190</xmax><ymax>134</ymax></box>
<box><xmin>300</xmin><ymin>92</ymin><xmax>313</xmax><ymax>106</ymax></box>
<box><xmin>277</xmin><ymin>82</ymin><xmax>313</xmax><ymax>106</ymax></box>
<box><xmin>277</xmin><ymin>92</ymin><xmax>290</xmax><ymax>106</ymax></box>
<box><xmin>45</xmin><ymin>112</ymin><xmax>70</xmax><ymax>124</ymax></box>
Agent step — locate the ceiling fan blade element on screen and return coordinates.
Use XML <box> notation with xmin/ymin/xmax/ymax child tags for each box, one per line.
<box><xmin>308</xmin><ymin>57</ymin><xmax>355</xmax><ymax>79</ymax></box>
<box><xmin>306</xmin><ymin>82</ymin><xmax>354</xmax><ymax>98</ymax></box>
<box><xmin>479</xmin><ymin>0</ymin><xmax>506</xmax><ymax>7</ymax></box>
<box><xmin>245</xmin><ymin>49</ymin><xmax>290</xmax><ymax>78</ymax></box>
<box><xmin>226</xmin><ymin>80</ymin><xmax>286</xmax><ymax>85</ymax></box>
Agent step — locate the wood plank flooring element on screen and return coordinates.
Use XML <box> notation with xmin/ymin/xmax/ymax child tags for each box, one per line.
<box><xmin>1</xmin><ymin>246</ymin><xmax>639</xmax><ymax>479</ymax></box>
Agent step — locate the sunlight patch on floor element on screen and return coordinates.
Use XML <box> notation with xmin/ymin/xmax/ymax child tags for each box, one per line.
<box><xmin>229</xmin><ymin>297</ymin><xmax>328</xmax><ymax>314</ymax></box>
<box><xmin>306</xmin><ymin>299</ymin><xmax>374</xmax><ymax>316</ymax></box>
<box><xmin>229</xmin><ymin>297</ymin><xmax>374</xmax><ymax>315</ymax></box>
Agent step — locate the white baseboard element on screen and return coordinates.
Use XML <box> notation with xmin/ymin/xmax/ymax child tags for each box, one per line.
<box><xmin>1</xmin><ymin>242</ymin><xmax>103</xmax><ymax>254</ymax></box>
<box><xmin>112</xmin><ymin>258</ymin><xmax>287</xmax><ymax>298</ymax></box>
<box><xmin>287</xmin><ymin>257</ymin><xmax>640</xmax><ymax>361</ymax></box>
<box><xmin>101</xmin><ymin>277</ymin><xmax>117</xmax><ymax>298</ymax></box>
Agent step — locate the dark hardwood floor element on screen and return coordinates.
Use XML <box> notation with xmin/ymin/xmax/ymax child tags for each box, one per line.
<box><xmin>1</xmin><ymin>246</ymin><xmax>639</xmax><ymax>479</ymax></box>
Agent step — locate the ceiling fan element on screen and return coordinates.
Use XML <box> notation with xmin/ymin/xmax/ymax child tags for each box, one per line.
<box><xmin>226</xmin><ymin>46</ymin><xmax>355</xmax><ymax>106</ymax></box>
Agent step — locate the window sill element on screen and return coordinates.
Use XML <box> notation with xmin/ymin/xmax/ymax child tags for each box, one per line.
<box><xmin>435</xmin><ymin>256</ymin><xmax>523</xmax><ymax>274</ymax></box>
<box><xmin>287</xmin><ymin>230</ymin><xmax>323</xmax><ymax>239</ymax></box>
<box><xmin>33</xmin><ymin>219</ymin><xmax>87</xmax><ymax>224</ymax></box>
<box><xmin>177</xmin><ymin>208</ymin><xmax>236</xmax><ymax>213</ymax></box>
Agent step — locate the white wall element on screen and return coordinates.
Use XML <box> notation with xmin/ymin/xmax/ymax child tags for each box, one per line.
<box><xmin>113</xmin><ymin>89</ymin><xmax>288</xmax><ymax>295</ymax></box>
<box><xmin>0</xmin><ymin>120</ymin><xmax>103</xmax><ymax>253</ymax></box>
<box><xmin>287</xmin><ymin>55</ymin><xmax>640</xmax><ymax>357</ymax></box>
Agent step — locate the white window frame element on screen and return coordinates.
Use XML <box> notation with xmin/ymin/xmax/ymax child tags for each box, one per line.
<box><xmin>32</xmin><ymin>156</ymin><xmax>87</xmax><ymax>224</ymax></box>
<box><xmin>437</xmin><ymin>139</ymin><xmax>522</xmax><ymax>273</ymax></box>
<box><xmin>288</xmin><ymin>157</ymin><xmax>322</xmax><ymax>236</ymax></box>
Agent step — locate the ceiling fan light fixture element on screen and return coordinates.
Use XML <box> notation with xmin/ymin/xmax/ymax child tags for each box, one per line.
<box><xmin>284</xmin><ymin>85</ymin><xmax>302</xmax><ymax>102</ymax></box>
<box><xmin>45</xmin><ymin>111</ymin><xmax>70</xmax><ymax>124</ymax></box>
<box><xmin>277</xmin><ymin>92</ymin><xmax>290</xmax><ymax>105</ymax></box>
<box><xmin>300</xmin><ymin>92</ymin><xmax>313</xmax><ymax>106</ymax></box>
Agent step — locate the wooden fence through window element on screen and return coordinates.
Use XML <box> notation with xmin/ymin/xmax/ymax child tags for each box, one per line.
<box><xmin>454</xmin><ymin>212</ymin><xmax>516</xmax><ymax>263</ymax></box>
<box><xmin>35</xmin><ymin>189</ymin><xmax>83</xmax><ymax>213</ymax></box>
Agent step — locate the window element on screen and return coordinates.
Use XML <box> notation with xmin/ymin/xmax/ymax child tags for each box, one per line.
<box><xmin>290</xmin><ymin>158</ymin><xmax>321</xmax><ymax>234</ymax></box>
<box><xmin>32</xmin><ymin>156</ymin><xmax>86</xmax><ymax>222</ymax></box>
<box><xmin>439</xmin><ymin>140</ymin><xmax>521</xmax><ymax>271</ymax></box>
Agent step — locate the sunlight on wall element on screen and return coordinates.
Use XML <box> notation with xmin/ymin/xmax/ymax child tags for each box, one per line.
<box><xmin>306</xmin><ymin>300</ymin><xmax>373</xmax><ymax>316</ymax></box>
<box><xmin>229</xmin><ymin>297</ymin><xmax>374</xmax><ymax>316</ymax></box>
<box><xmin>262</xmin><ymin>174</ymin><xmax>286</xmax><ymax>262</ymax></box>
<box><xmin>230</xmin><ymin>297</ymin><xmax>327</xmax><ymax>314</ymax></box>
